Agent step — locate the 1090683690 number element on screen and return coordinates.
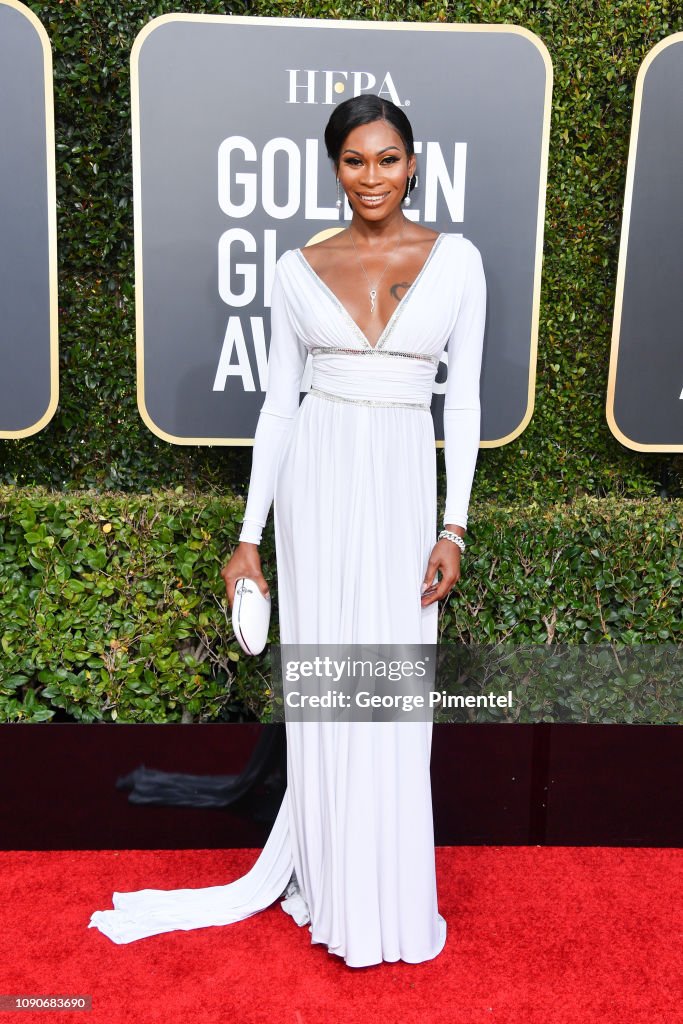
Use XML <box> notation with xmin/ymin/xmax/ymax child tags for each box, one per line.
<box><xmin>0</xmin><ymin>996</ymin><xmax>92</xmax><ymax>1011</ymax></box>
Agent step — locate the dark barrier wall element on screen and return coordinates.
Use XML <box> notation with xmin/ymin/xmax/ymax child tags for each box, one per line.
<box><xmin>132</xmin><ymin>16</ymin><xmax>551</xmax><ymax>446</ymax></box>
<box><xmin>1</xmin><ymin>724</ymin><xmax>681</xmax><ymax>849</ymax></box>
<box><xmin>0</xmin><ymin>0</ymin><xmax>58</xmax><ymax>438</ymax></box>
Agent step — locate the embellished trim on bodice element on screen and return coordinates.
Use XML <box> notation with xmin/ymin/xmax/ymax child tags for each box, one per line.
<box><xmin>309</xmin><ymin>386</ymin><xmax>431</xmax><ymax>411</ymax></box>
<box><xmin>310</xmin><ymin>346</ymin><xmax>439</xmax><ymax>366</ymax></box>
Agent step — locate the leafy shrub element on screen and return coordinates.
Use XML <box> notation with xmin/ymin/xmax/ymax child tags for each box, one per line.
<box><xmin>0</xmin><ymin>488</ymin><xmax>276</xmax><ymax>722</ymax></box>
<box><xmin>1</xmin><ymin>489</ymin><xmax>680</xmax><ymax>723</ymax></box>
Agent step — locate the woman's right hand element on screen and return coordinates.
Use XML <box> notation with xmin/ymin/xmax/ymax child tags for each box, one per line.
<box><xmin>221</xmin><ymin>542</ymin><xmax>270</xmax><ymax>609</ymax></box>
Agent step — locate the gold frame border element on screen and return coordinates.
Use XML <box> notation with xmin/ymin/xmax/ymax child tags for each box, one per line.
<box><xmin>131</xmin><ymin>14</ymin><xmax>553</xmax><ymax>447</ymax></box>
<box><xmin>606</xmin><ymin>31</ymin><xmax>683</xmax><ymax>453</ymax></box>
<box><xmin>0</xmin><ymin>0</ymin><xmax>58</xmax><ymax>439</ymax></box>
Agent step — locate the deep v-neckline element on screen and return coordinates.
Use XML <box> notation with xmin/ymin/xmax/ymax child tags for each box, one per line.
<box><xmin>295</xmin><ymin>232</ymin><xmax>446</xmax><ymax>350</ymax></box>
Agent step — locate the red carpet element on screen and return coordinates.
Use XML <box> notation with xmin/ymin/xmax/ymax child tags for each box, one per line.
<box><xmin>0</xmin><ymin>847</ymin><xmax>680</xmax><ymax>1024</ymax></box>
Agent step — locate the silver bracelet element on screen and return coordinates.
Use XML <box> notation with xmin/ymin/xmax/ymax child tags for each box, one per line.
<box><xmin>438</xmin><ymin>529</ymin><xmax>466</xmax><ymax>553</ymax></box>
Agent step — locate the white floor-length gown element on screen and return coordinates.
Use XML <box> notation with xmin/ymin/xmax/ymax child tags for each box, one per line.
<box><xmin>88</xmin><ymin>232</ymin><xmax>486</xmax><ymax>968</ymax></box>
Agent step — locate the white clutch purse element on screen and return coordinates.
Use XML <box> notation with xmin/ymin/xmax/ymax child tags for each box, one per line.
<box><xmin>232</xmin><ymin>577</ymin><xmax>271</xmax><ymax>655</ymax></box>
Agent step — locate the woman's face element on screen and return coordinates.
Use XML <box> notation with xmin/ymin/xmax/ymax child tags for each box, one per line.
<box><xmin>336</xmin><ymin>119</ymin><xmax>416</xmax><ymax>221</ymax></box>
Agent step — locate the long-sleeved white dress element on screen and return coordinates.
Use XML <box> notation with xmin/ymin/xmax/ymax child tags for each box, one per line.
<box><xmin>88</xmin><ymin>232</ymin><xmax>486</xmax><ymax>968</ymax></box>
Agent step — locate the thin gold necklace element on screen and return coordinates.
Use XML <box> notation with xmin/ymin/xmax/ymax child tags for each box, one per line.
<box><xmin>348</xmin><ymin>221</ymin><xmax>405</xmax><ymax>314</ymax></box>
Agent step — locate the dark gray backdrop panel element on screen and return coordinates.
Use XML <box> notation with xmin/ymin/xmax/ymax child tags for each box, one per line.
<box><xmin>0</xmin><ymin>1</ymin><xmax>55</xmax><ymax>436</ymax></box>
<box><xmin>609</xmin><ymin>36</ymin><xmax>683</xmax><ymax>450</ymax></box>
<box><xmin>134</xmin><ymin>18</ymin><xmax>550</xmax><ymax>444</ymax></box>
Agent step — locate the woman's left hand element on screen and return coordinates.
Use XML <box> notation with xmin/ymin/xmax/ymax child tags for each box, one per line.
<box><xmin>420</xmin><ymin>534</ymin><xmax>463</xmax><ymax>607</ymax></box>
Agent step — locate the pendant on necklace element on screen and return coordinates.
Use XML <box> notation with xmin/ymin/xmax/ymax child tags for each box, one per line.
<box><xmin>369</xmin><ymin>288</ymin><xmax>377</xmax><ymax>313</ymax></box>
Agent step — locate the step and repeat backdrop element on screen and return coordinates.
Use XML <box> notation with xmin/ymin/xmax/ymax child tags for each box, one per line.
<box><xmin>131</xmin><ymin>16</ymin><xmax>551</xmax><ymax>446</ymax></box>
<box><xmin>607</xmin><ymin>31</ymin><xmax>683</xmax><ymax>452</ymax></box>
<box><xmin>1</xmin><ymin>3</ymin><xmax>681</xmax><ymax>453</ymax></box>
<box><xmin>0</xmin><ymin>0</ymin><xmax>58</xmax><ymax>439</ymax></box>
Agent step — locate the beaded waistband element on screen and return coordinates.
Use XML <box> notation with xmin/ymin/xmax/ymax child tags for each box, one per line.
<box><xmin>310</xmin><ymin>346</ymin><xmax>439</xmax><ymax>366</ymax></box>
<box><xmin>308</xmin><ymin>386</ymin><xmax>431</xmax><ymax>411</ymax></box>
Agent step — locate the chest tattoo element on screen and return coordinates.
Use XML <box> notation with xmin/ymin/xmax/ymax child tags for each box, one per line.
<box><xmin>390</xmin><ymin>281</ymin><xmax>412</xmax><ymax>302</ymax></box>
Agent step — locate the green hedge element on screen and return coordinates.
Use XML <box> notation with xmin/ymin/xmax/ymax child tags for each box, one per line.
<box><xmin>1</xmin><ymin>489</ymin><xmax>680</xmax><ymax>724</ymax></box>
<box><xmin>1</xmin><ymin>4</ymin><xmax>682</xmax><ymax>726</ymax></box>
<box><xmin>0</xmin><ymin>0</ymin><xmax>681</xmax><ymax>498</ymax></box>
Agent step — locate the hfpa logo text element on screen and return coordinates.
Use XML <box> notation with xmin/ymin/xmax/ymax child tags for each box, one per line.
<box><xmin>286</xmin><ymin>70</ymin><xmax>407</xmax><ymax>106</ymax></box>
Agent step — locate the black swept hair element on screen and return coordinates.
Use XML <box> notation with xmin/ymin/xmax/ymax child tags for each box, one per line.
<box><xmin>324</xmin><ymin>94</ymin><xmax>415</xmax><ymax>166</ymax></box>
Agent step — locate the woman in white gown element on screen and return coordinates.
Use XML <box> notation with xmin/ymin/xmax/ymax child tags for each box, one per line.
<box><xmin>88</xmin><ymin>95</ymin><xmax>486</xmax><ymax>968</ymax></box>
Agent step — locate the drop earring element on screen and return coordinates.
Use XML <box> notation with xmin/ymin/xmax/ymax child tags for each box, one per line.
<box><xmin>403</xmin><ymin>174</ymin><xmax>417</xmax><ymax>208</ymax></box>
<box><xmin>336</xmin><ymin>178</ymin><xmax>342</xmax><ymax>209</ymax></box>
